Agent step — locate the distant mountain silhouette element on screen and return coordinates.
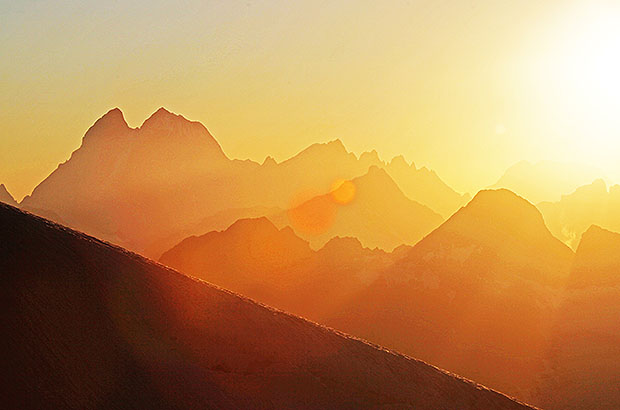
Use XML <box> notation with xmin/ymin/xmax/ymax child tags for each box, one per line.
<box><xmin>492</xmin><ymin>160</ymin><xmax>603</xmax><ymax>204</ymax></box>
<box><xmin>21</xmin><ymin>108</ymin><xmax>465</xmax><ymax>257</ymax></box>
<box><xmin>538</xmin><ymin>225</ymin><xmax>620</xmax><ymax>410</ymax></box>
<box><xmin>160</xmin><ymin>217</ymin><xmax>403</xmax><ymax>320</ymax></box>
<box><xmin>160</xmin><ymin>189</ymin><xmax>575</xmax><ymax>407</ymax></box>
<box><xmin>538</xmin><ymin>179</ymin><xmax>620</xmax><ymax>249</ymax></box>
<box><xmin>326</xmin><ymin>189</ymin><xmax>574</xmax><ymax>405</ymax></box>
<box><xmin>0</xmin><ymin>202</ymin><xmax>535</xmax><ymax>410</ymax></box>
<box><xmin>0</xmin><ymin>184</ymin><xmax>17</xmax><ymax>206</ymax></box>
<box><xmin>21</xmin><ymin>107</ymin><xmax>233</xmax><ymax>254</ymax></box>
<box><xmin>384</xmin><ymin>155</ymin><xmax>470</xmax><ymax>217</ymax></box>
<box><xmin>569</xmin><ymin>225</ymin><xmax>620</xmax><ymax>288</ymax></box>
<box><xmin>270</xmin><ymin>166</ymin><xmax>444</xmax><ymax>251</ymax></box>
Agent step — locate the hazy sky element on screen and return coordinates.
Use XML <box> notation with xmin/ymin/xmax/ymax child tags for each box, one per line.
<box><xmin>2</xmin><ymin>0</ymin><xmax>620</xmax><ymax>200</ymax></box>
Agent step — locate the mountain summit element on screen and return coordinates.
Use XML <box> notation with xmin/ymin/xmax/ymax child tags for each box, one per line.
<box><xmin>0</xmin><ymin>184</ymin><xmax>18</xmax><ymax>206</ymax></box>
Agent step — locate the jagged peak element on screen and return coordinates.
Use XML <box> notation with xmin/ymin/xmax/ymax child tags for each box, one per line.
<box><xmin>226</xmin><ymin>217</ymin><xmax>279</xmax><ymax>234</ymax></box>
<box><xmin>389</xmin><ymin>154</ymin><xmax>413</xmax><ymax>169</ymax></box>
<box><xmin>262</xmin><ymin>156</ymin><xmax>277</xmax><ymax>166</ymax></box>
<box><xmin>297</xmin><ymin>139</ymin><xmax>348</xmax><ymax>157</ymax></box>
<box><xmin>359</xmin><ymin>149</ymin><xmax>382</xmax><ymax>164</ymax></box>
<box><xmin>358</xmin><ymin>165</ymin><xmax>392</xmax><ymax>181</ymax></box>
<box><xmin>320</xmin><ymin>236</ymin><xmax>364</xmax><ymax>252</ymax></box>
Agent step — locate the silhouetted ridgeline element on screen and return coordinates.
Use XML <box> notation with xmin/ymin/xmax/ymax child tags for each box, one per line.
<box><xmin>0</xmin><ymin>203</ymin><xmax>535</xmax><ymax>409</ymax></box>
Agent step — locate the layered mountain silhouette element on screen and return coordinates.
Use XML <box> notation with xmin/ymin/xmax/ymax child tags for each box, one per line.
<box><xmin>160</xmin><ymin>217</ymin><xmax>405</xmax><ymax>320</ymax></box>
<box><xmin>161</xmin><ymin>189</ymin><xmax>577</xmax><ymax>408</ymax></box>
<box><xmin>21</xmin><ymin>108</ymin><xmax>466</xmax><ymax>257</ymax></box>
<box><xmin>492</xmin><ymin>160</ymin><xmax>603</xmax><ymax>204</ymax></box>
<box><xmin>270</xmin><ymin>166</ymin><xmax>444</xmax><ymax>250</ymax></box>
<box><xmin>538</xmin><ymin>179</ymin><xmax>620</xmax><ymax>249</ymax></box>
<box><xmin>538</xmin><ymin>226</ymin><xmax>620</xmax><ymax>410</ymax></box>
<box><xmin>0</xmin><ymin>202</ymin><xmax>536</xmax><ymax>410</ymax></box>
<box><xmin>0</xmin><ymin>184</ymin><xmax>17</xmax><ymax>206</ymax></box>
<box><xmin>325</xmin><ymin>189</ymin><xmax>574</xmax><ymax>402</ymax></box>
<box><xmin>383</xmin><ymin>154</ymin><xmax>470</xmax><ymax>217</ymax></box>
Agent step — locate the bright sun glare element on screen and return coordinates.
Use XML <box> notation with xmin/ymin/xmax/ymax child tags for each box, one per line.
<box><xmin>533</xmin><ymin>3</ymin><xmax>620</xmax><ymax>167</ymax></box>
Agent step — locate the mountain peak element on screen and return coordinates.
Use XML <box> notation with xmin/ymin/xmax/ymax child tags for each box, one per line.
<box><xmin>577</xmin><ymin>225</ymin><xmax>620</xmax><ymax>256</ymax></box>
<box><xmin>320</xmin><ymin>236</ymin><xmax>365</xmax><ymax>253</ymax></box>
<box><xmin>428</xmin><ymin>188</ymin><xmax>573</xmax><ymax>284</ymax></box>
<box><xmin>356</xmin><ymin>165</ymin><xmax>393</xmax><ymax>185</ymax></box>
<box><xmin>359</xmin><ymin>150</ymin><xmax>382</xmax><ymax>166</ymax></box>
<box><xmin>87</xmin><ymin>108</ymin><xmax>129</xmax><ymax>133</ymax></box>
<box><xmin>0</xmin><ymin>184</ymin><xmax>18</xmax><ymax>206</ymax></box>
<box><xmin>390</xmin><ymin>154</ymin><xmax>413</xmax><ymax>169</ymax></box>
<box><xmin>262</xmin><ymin>156</ymin><xmax>277</xmax><ymax>166</ymax></box>
<box><xmin>140</xmin><ymin>107</ymin><xmax>183</xmax><ymax>129</ymax></box>
<box><xmin>571</xmin><ymin>225</ymin><xmax>620</xmax><ymax>288</ymax></box>
<box><xmin>458</xmin><ymin>189</ymin><xmax>548</xmax><ymax>234</ymax></box>
<box><xmin>226</xmin><ymin>216</ymin><xmax>279</xmax><ymax>235</ymax></box>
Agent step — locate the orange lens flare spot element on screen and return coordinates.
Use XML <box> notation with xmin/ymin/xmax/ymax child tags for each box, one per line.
<box><xmin>330</xmin><ymin>179</ymin><xmax>356</xmax><ymax>205</ymax></box>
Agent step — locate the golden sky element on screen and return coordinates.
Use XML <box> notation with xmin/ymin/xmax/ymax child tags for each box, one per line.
<box><xmin>2</xmin><ymin>0</ymin><xmax>620</xmax><ymax>200</ymax></box>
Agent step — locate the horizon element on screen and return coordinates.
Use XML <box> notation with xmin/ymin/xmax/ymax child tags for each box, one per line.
<box><xmin>3</xmin><ymin>0</ymin><xmax>620</xmax><ymax>200</ymax></box>
<box><xmin>2</xmin><ymin>105</ymin><xmax>616</xmax><ymax>202</ymax></box>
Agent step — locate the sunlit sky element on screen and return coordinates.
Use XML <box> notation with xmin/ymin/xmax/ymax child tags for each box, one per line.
<box><xmin>2</xmin><ymin>0</ymin><xmax>620</xmax><ymax>200</ymax></box>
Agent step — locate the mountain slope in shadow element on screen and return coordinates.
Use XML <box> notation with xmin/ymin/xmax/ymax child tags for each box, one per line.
<box><xmin>0</xmin><ymin>203</ymin><xmax>535</xmax><ymax>410</ymax></box>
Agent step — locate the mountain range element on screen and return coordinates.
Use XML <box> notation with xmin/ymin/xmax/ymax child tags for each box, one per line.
<box><xmin>19</xmin><ymin>108</ymin><xmax>467</xmax><ymax>258</ymax></box>
<box><xmin>269</xmin><ymin>166</ymin><xmax>444</xmax><ymax>250</ymax></box>
<box><xmin>538</xmin><ymin>179</ymin><xmax>620</xmax><ymax>249</ymax></box>
<box><xmin>491</xmin><ymin>160</ymin><xmax>603</xmax><ymax>204</ymax></box>
<box><xmin>0</xmin><ymin>202</ymin><xmax>535</xmax><ymax>410</ymax></box>
<box><xmin>162</xmin><ymin>188</ymin><xmax>620</xmax><ymax>409</ymax></box>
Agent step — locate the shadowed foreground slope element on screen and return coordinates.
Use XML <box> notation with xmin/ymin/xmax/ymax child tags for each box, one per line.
<box><xmin>0</xmin><ymin>203</ymin><xmax>535</xmax><ymax>410</ymax></box>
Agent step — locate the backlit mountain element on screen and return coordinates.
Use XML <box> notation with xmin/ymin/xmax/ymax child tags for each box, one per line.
<box><xmin>0</xmin><ymin>202</ymin><xmax>535</xmax><ymax>410</ymax></box>
<box><xmin>20</xmin><ymin>108</ymin><xmax>466</xmax><ymax>257</ymax></box>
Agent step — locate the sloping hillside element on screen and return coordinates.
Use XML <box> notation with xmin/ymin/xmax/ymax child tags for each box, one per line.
<box><xmin>0</xmin><ymin>203</ymin><xmax>535</xmax><ymax>410</ymax></box>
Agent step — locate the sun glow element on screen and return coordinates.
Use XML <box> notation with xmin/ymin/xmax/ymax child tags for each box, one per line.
<box><xmin>527</xmin><ymin>3</ymin><xmax>620</xmax><ymax>169</ymax></box>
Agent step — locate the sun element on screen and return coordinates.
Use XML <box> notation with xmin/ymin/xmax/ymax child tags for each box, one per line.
<box><xmin>526</xmin><ymin>2</ymin><xmax>620</xmax><ymax>174</ymax></box>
